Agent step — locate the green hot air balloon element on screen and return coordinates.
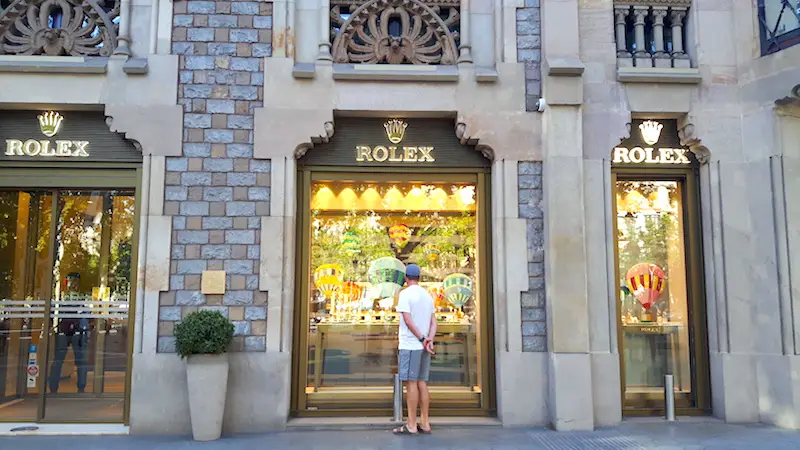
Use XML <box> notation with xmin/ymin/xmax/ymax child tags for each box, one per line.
<box><xmin>368</xmin><ymin>257</ymin><xmax>406</xmax><ymax>298</ymax></box>
<box><xmin>443</xmin><ymin>273</ymin><xmax>474</xmax><ymax>308</ymax></box>
<box><xmin>342</xmin><ymin>231</ymin><xmax>361</xmax><ymax>254</ymax></box>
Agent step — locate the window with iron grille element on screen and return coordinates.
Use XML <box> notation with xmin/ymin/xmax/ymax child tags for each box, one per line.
<box><xmin>758</xmin><ymin>0</ymin><xmax>800</xmax><ymax>55</ymax></box>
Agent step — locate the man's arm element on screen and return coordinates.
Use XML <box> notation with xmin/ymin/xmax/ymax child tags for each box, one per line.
<box><xmin>427</xmin><ymin>313</ymin><xmax>437</xmax><ymax>340</ymax></box>
<box><xmin>424</xmin><ymin>313</ymin><xmax>438</xmax><ymax>354</ymax></box>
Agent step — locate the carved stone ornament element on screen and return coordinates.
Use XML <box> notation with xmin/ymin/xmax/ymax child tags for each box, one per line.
<box><xmin>330</xmin><ymin>0</ymin><xmax>460</xmax><ymax>65</ymax></box>
<box><xmin>295</xmin><ymin>121</ymin><xmax>336</xmax><ymax>159</ymax></box>
<box><xmin>454</xmin><ymin>121</ymin><xmax>495</xmax><ymax>161</ymax></box>
<box><xmin>775</xmin><ymin>84</ymin><xmax>800</xmax><ymax>107</ymax></box>
<box><xmin>677</xmin><ymin>123</ymin><xmax>710</xmax><ymax>164</ymax></box>
<box><xmin>0</xmin><ymin>0</ymin><xmax>119</xmax><ymax>56</ymax></box>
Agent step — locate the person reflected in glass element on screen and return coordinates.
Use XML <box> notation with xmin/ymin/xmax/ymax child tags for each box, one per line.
<box><xmin>49</xmin><ymin>272</ymin><xmax>90</xmax><ymax>394</ymax></box>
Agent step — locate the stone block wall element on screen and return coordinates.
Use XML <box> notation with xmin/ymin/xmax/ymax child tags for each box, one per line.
<box><xmin>517</xmin><ymin>0</ymin><xmax>541</xmax><ymax>112</ymax></box>
<box><xmin>158</xmin><ymin>0</ymin><xmax>273</xmax><ymax>353</ymax></box>
<box><xmin>518</xmin><ymin>161</ymin><xmax>546</xmax><ymax>351</ymax></box>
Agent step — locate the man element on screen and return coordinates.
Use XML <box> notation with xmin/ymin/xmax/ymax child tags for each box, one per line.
<box><xmin>49</xmin><ymin>272</ymin><xmax>90</xmax><ymax>394</ymax></box>
<box><xmin>393</xmin><ymin>263</ymin><xmax>437</xmax><ymax>436</ymax></box>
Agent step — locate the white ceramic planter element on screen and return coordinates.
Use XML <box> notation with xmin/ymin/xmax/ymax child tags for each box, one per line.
<box><xmin>186</xmin><ymin>353</ymin><xmax>229</xmax><ymax>441</ymax></box>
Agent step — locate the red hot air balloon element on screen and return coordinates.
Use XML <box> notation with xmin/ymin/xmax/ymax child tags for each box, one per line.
<box><xmin>625</xmin><ymin>263</ymin><xmax>667</xmax><ymax>313</ymax></box>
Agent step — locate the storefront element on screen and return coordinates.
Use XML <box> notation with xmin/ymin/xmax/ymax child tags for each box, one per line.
<box><xmin>610</xmin><ymin>118</ymin><xmax>710</xmax><ymax>416</ymax></box>
<box><xmin>292</xmin><ymin>117</ymin><xmax>495</xmax><ymax>416</ymax></box>
<box><xmin>0</xmin><ymin>110</ymin><xmax>141</xmax><ymax>423</ymax></box>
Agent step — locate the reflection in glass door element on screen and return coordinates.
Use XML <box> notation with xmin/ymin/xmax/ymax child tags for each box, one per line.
<box><xmin>614</xmin><ymin>176</ymin><xmax>709</xmax><ymax>413</ymax></box>
<box><xmin>0</xmin><ymin>189</ymin><xmax>135</xmax><ymax>422</ymax></box>
<box><xmin>295</xmin><ymin>173</ymin><xmax>492</xmax><ymax>414</ymax></box>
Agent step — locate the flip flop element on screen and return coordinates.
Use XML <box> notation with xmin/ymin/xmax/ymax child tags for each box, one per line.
<box><xmin>392</xmin><ymin>424</ymin><xmax>419</xmax><ymax>436</ymax></box>
<box><xmin>419</xmin><ymin>425</ymin><xmax>432</xmax><ymax>434</ymax></box>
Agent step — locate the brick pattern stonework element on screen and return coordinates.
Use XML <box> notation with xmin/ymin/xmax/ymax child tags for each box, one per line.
<box><xmin>517</xmin><ymin>0</ymin><xmax>541</xmax><ymax>112</ymax></box>
<box><xmin>518</xmin><ymin>162</ymin><xmax>546</xmax><ymax>352</ymax></box>
<box><xmin>158</xmin><ymin>0</ymin><xmax>273</xmax><ymax>353</ymax></box>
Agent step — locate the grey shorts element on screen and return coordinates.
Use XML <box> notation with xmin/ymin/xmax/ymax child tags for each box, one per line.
<box><xmin>398</xmin><ymin>349</ymin><xmax>431</xmax><ymax>382</ymax></box>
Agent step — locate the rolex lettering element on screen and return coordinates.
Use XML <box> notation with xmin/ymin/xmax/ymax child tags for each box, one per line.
<box><xmin>5</xmin><ymin>139</ymin><xmax>90</xmax><ymax>157</ymax></box>
<box><xmin>612</xmin><ymin>147</ymin><xmax>690</xmax><ymax>165</ymax></box>
<box><xmin>355</xmin><ymin>145</ymin><xmax>435</xmax><ymax>163</ymax></box>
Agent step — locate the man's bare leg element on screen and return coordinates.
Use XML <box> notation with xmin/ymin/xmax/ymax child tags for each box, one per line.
<box><xmin>417</xmin><ymin>381</ymin><xmax>431</xmax><ymax>432</ymax></box>
<box><xmin>406</xmin><ymin>381</ymin><xmax>420</xmax><ymax>432</ymax></box>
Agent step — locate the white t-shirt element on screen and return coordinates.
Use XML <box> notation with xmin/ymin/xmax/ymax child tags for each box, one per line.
<box><xmin>396</xmin><ymin>284</ymin><xmax>435</xmax><ymax>350</ymax></box>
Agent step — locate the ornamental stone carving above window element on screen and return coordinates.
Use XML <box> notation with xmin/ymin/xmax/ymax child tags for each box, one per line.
<box><xmin>0</xmin><ymin>0</ymin><xmax>120</xmax><ymax>56</ymax></box>
<box><xmin>330</xmin><ymin>0</ymin><xmax>461</xmax><ymax>64</ymax></box>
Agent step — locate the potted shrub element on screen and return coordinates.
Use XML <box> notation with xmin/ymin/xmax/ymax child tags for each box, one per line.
<box><xmin>174</xmin><ymin>310</ymin><xmax>235</xmax><ymax>441</ymax></box>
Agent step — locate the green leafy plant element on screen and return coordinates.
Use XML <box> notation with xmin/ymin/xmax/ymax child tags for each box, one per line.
<box><xmin>174</xmin><ymin>310</ymin><xmax>235</xmax><ymax>359</ymax></box>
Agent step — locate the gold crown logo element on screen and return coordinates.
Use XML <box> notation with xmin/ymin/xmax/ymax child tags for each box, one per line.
<box><xmin>38</xmin><ymin>111</ymin><xmax>64</xmax><ymax>138</ymax></box>
<box><xmin>638</xmin><ymin>120</ymin><xmax>663</xmax><ymax>146</ymax></box>
<box><xmin>384</xmin><ymin>119</ymin><xmax>408</xmax><ymax>144</ymax></box>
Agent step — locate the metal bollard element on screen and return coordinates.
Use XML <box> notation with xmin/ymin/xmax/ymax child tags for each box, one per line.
<box><xmin>392</xmin><ymin>374</ymin><xmax>403</xmax><ymax>423</ymax></box>
<box><xmin>664</xmin><ymin>374</ymin><xmax>676</xmax><ymax>422</ymax></box>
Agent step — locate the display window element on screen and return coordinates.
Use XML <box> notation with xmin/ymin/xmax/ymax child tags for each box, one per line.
<box><xmin>293</xmin><ymin>118</ymin><xmax>494</xmax><ymax>416</ymax></box>
<box><xmin>611</xmin><ymin>119</ymin><xmax>710</xmax><ymax>414</ymax></box>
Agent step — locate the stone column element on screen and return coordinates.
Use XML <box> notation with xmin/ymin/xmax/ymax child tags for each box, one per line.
<box><xmin>632</xmin><ymin>6</ymin><xmax>651</xmax><ymax>68</ymax></box>
<box><xmin>670</xmin><ymin>8</ymin><xmax>690</xmax><ymax>68</ymax></box>
<box><xmin>651</xmin><ymin>7</ymin><xmax>670</xmax><ymax>68</ymax></box>
<box><xmin>458</xmin><ymin>0</ymin><xmax>474</xmax><ymax>64</ymax></box>
<box><xmin>317</xmin><ymin>0</ymin><xmax>333</xmax><ymax>61</ymax></box>
<box><xmin>114</xmin><ymin>0</ymin><xmax>133</xmax><ymax>55</ymax></box>
<box><xmin>614</xmin><ymin>6</ymin><xmax>632</xmax><ymax>67</ymax></box>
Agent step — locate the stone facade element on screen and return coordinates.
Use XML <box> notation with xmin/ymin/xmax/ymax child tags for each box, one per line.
<box><xmin>158</xmin><ymin>0</ymin><xmax>274</xmax><ymax>353</ymax></box>
<box><xmin>517</xmin><ymin>0</ymin><xmax>541</xmax><ymax>112</ymax></box>
<box><xmin>518</xmin><ymin>161</ymin><xmax>546</xmax><ymax>352</ymax></box>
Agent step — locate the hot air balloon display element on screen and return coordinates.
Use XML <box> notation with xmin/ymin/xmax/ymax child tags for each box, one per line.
<box><xmin>443</xmin><ymin>273</ymin><xmax>474</xmax><ymax>309</ymax></box>
<box><xmin>340</xmin><ymin>281</ymin><xmax>364</xmax><ymax>303</ymax></box>
<box><xmin>313</xmin><ymin>264</ymin><xmax>344</xmax><ymax>299</ymax></box>
<box><xmin>342</xmin><ymin>231</ymin><xmax>361</xmax><ymax>254</ymax></box>
<box><xmin>368</xmin><ymin>257</ymin><xmax>406</xmax><ymax>298</ymax></box>
<box><xmin>625</xmin><ymin>263</ymin><xmax>666</xmax><ymax>320</ymax></box>
<box><xmin>424</xmin><ymin>243</ymin><xmax>440</xmax><ymax>264</ymax></box>
<box><xmin>388</xmin><ymin>223</ymin><xmax>410</xmax><ymax>250</ymax></box>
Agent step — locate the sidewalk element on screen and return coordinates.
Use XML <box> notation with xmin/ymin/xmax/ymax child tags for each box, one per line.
<box><xmin>2</xmin><ymin>420</ymin><xmax>800</xmax><ymax>449</ymax></box>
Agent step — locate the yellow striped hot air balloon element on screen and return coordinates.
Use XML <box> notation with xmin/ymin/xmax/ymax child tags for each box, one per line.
<box><xmin>388</xmin><ymin>223</ymin><xmax>410</xmax><ymax>250</ymax></box>
<box><xmin>424</xmin><ymin>243</ymin><xmax>440</xmax><ymax>264</ymax></box>
<box><xmin>443</xmin><ymin>273</ymin><xmax>474</xmax><ymax>308</ymax></box>
<box><xmin>625</xmin><ymin>263</ymin><xmax>666</xmax><ymax>311</ymax></box>
<box><xmin>314</xmin><ymin>264</ymin><xmax>344</xmax><ymax>299</ymax></box>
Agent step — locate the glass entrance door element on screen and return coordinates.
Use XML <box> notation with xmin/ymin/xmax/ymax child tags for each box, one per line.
<box><xmin>293</xmin><ymin>172</ymin><xmax>494</xmax><ymax>415</ymax></box>
<box><xmin>613</xmin><ymin>175</ymin><xmax>710</xmax><ymax>414</ymax></box>
<box><xmin>0</xmin><ymin>189</ymin><xmax>135</xmax><ymax>422</ymax></box>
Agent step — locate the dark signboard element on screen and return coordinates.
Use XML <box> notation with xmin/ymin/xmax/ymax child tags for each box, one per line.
<box><xmin>0</xmin><ymin>110</ymin><xmax>141</xmax><ymax>163</ymax></box>
<box><xmin>298</xmin><ymin>118</ymin><xmax>490</xmax><ymax>169</ymax></box>
<box><xmin>612</xmin><ymin>119</ymin><xmax>697</xmax><ymax>167</ymax></box>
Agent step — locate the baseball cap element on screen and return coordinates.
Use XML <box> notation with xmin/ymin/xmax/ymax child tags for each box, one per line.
<box><xmin>405</xmin><ymin>264</ymin><xmax>421</xmax><ymax>278</ymax></box>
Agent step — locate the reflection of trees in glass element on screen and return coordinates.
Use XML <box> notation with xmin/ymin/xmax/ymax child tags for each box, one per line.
<box><xmin>0</xmin><ymin>192</ymin><xmax>19</xmax><ymax>295</ymax></box>
<box><xmin>55</xmin><ymin>195</ymin><xmax>101</xmax><ymax>290</ymax></box>
<box><xmin>109</xmin><ymin>196</ymin><xmax>135</xmax><ymax>298</ymax></box>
